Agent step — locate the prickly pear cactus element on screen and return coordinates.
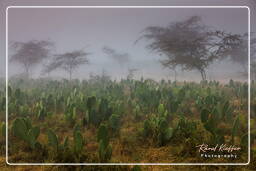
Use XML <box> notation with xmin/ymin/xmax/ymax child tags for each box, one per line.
<box><xmin>99</xmin><ymin>98</ymin><xmax>110</xmax><ymax>120</ymax></box>
<box><xmin>133</xmin><ymin>105</ymin><xmax>142</xmax><ymax>120</ymax></box>
<box><xmin>200</xmin><ymin>108</ymin><xmax>210</xmax><ymax>123</ymax></box>
<box><xmin>99</xmin><ymin>139</ymin><xmax>112</xmax><ymax>162</ymax></box>
<box><xmin>0</xmin><ymin>122</ymin><xmax>6</xmax><ymax>137</ymax></box>
<box><xmin>97</xmin><ymin>124</ymin><xmax>108</xmax><ymax>143</ymax></box>
<box><xmin>158</xmin><ymin>104</ymin><xmax>165</xmax><ymax>116</ymax></box>
<box><xmin>27</xmin><ymin>126</ymin><xmax>40</xmax><ymax>149</ymax></box>
<box><xmin>109</xmin><ymin>114</ymin><xmax>120</xmax><ymax>132</ymax></box>
<box><xmin>73</xmin><ymin>130</ymin><xmax>84</xmax><ymax>154</ymax></box>
<box><xmin>88</xmin><ymin>108</ymin><xmax>101</xmax><ymax>126</ymax></box>
<box><xmin>12</xmin><ymin>117</ymin><xmax>40</xmax><ymax>149</ymax></box>
<box><xmin>221</xmin><ymin>101</ymin><xmax>233</xmax><ymax>121</ymax></box>
<box><xmin>47</xmin><ymin>129</ymin><xmax>59</xmax><ymax>151</ymax></box>
<box><xmin>200</xmin><ymin>107</ymin><xmax>226</xmax><ymax>144</ymax></box>
<box><xmin>158</xmin><ymin>118</ymin><xmax>173</xmax><ymax>146</ymax></box>
<box><xmin>143</xmin><ymin>119</ymin><xmax>151</xmax><ymax>137</ymax></box>
<box><xmin>0</xmin><ymin>97</ymin><xmax>5</xmax><ymax>112</ymax></box>
<box><xmin>63</xmin><ymin>136</ymin><xmax>69</xmax><ymax>149</ymax></box>
<box><xmin>232</xmin><ymin>116</ymin><xmax>240</xmax><ymax>143</ymax></box>
<box><xmin>87</xmin><ymin>96</ymin><xmax>97</xmax><ymax>111</ymax></box>
<box><xmin>12</xmin><ymin>118</ymin><xmax>29</xmax><ymax>141</ymax></box>
<box><xmin>37</xmin><ymin>103</ymin><xmax>46</xmax><ymax>121</ymax></box>
<box><xmin>97</xmin><ymin>123</ymin><xmax>112</xmax><ymax>162</ymax></box>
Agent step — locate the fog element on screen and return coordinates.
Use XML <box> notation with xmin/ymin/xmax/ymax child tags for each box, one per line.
<box><xmin>0</xmin><ymin>1</ymin><xmax>254</xmax><ymax>82</ymax></box>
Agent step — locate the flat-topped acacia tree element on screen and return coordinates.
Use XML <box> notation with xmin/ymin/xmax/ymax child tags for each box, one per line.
<box><xmin>10</xmin><ymin>40</ymin><xmax>54</xmax><ymax>78</ymax></box>
<box><xmin>228</xmin><ymin>33</ymin><xmax>256</xmax><ymax>78</ymax></box>
<box><xmin>43</xmin><ymin>49</ymin><xmax>90</xmax><ymax>80</ymax></box>
<box><xmin>137</xmin><ymin>16</ymin><xmax>243</xmax><ymax>80</ymax></box>
<box><xmin>102</xmin><ymin>46</ymin><xmax>130</xmax><ymax>66</ymax></box>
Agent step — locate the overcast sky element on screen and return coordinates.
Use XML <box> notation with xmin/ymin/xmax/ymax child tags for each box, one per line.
<box><xmin>1</xmin><ymin>0</ymin><xmax>255</xmax><ymax>82</ymax></box>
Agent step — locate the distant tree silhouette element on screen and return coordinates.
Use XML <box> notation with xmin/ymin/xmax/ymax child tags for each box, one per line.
<box><xmin>251</xmin><ymin>61</ymin><xmax>256</xmax><ymax>81</ymax></box>
<box><xmin>127</xmin><ymin>68</ymin><xmax>138</xmax><ymax>80</ymax></box>
<box><xmin>10</xmin><ymin>40</ymin><xmax>53</xmax><ymax>78</ymax></box>
<box><xmin>102</xmin><ymin>46</ymin><xmax>130</xmax><ymax>65</ymax></box>
<box><xmin>227</xmin><ymin>33</ymin><xmax>256</xmax><ymax>78</ymax></box>
<box><xmin>43</xmin><ymin>49</ymin><xmax>90</xmax><ymax>80</ymax></box>
<box><xmin>137</xmin><ymin>16</ymin><xmax>243</xmax><ymax>80</ymax></box>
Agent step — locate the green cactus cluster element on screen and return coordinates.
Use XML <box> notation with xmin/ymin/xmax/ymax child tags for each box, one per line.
<box><xmin>64</xmin><ymin>104</ymin><xmax>76</xmax><ymax>126</ymax></box>
<box><xmin>86</xmin><ymin>96</ymin><xmax>113</xmax><ymax>126</ymax></box>
<box><xmin>47</xmin><ymin>129</ymin><xmax>59</xmax><ymax>151</ymax></box>
<box><xmin>158</xmin><ymin>103</ymin><xmax>169</xmax><ymax>119</ymax></box>
<box><xmin>174</xmin><ymin>115</ymin><xmax>197</xmax><ymax>139</ymax></box>
<box><xmin>36</xmin><ymin>100</ymin><xmax>52</xmax><ymax>121</ymax></box>
<box><xmin>4</xmin><ymin>78</ymin><xmax>249</xmax><ymax>163</ymax></box>
<box><xmin>87</xmin><ymin>96</ymin><xmax>98</xmax><ymax>125</ymax></box>
<box><xmin>133</xmin><ymin>104</ymin><xmax>142</xmax><ymax>120</ymax></box>
<box><xmin>200</xmin><ymin>108</ymin><xmax>223</xmax><ymax>144</ymax></box>
<box><xmin>200</xmin><ymin>98</ymin><xmax>235</xmax><ymax>144</ymax></box>
<box><xmin>0</xmin><ymin>96</ymin><xmax>5</xmax><ymax>112</ymax></box>
<box><xmin>0</xmin><ymin>122</ymin><xmax>6</xmax><ymax>137</ymax></box>
<box><xmin>73</xmin><ymin>129</ymin><xmax>85</xmax><ymax>155</ymax></box>
<box><xmin>231</xmin><ymin>116</ymin><xmax>240</xmax><ymax>143</ymax></box>
<box><xmin>99</xmin><ymin>98</ymin><xmax>112</xmax><ymax>120</ymax></box>
<box><xmin>97</xmin><ymin>124</ymin><xmax>112</xmax><ymax>162</ymax></box>
<box><xmin>108</xmin><ymin>114</ymin><xmax>120</xmax><ymax>133</ymax></box>
<box><xmin>158</xmin><ymin>117</ymin><xmax>173</xmax><ymax>146</ymax></box>
<box><xmin>87</xmin><ymin>96</ymin><xmax>97</xmax><ymax>112</ymax></box>
<box><xmin>12</xmin><ymin>117</ymin><xmax>40</xmax><ymax>149</ymax></box>
<box><xmin>47</xmin><ymin>128</ymin><xmax>84</xmax><ymax>157</ymax></box>
<box><xmin>143</xmin><ymin>112</ymin><xmax>173</xmax><ymax>146</ymax></box>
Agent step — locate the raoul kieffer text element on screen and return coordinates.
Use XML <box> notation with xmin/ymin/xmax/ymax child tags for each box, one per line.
<box><xmin>196</xmin><ymin>143</ymin><xmax>241</xmax><ymax>153</ymax></box>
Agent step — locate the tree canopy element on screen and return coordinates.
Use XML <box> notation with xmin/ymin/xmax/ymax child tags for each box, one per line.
<box><xmin>228</xmin><ymin>33</ymin><xmax>256</xmax><ymax>73</ymax></box>
<box><xmin>10</xmin><ymin>40</ymin><xmax>53</xmax><ymax>78</ymax></box>
<box><xmin>43</xmin><ymin>49</ymin><xmax>90</xmax><ymax>80</ymax></box>
<box><xmin>138</xmin><ymin>16</ymin><xmax>243</xmax><ymax>80</ymax></box>
<box><xmin>102</xmin><ymin>46</ymin><xmax>130</xmax><ymax>65</ymax></box>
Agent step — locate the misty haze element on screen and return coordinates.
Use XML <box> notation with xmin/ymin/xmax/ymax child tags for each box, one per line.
<box><xmin>7</xmin><ymin>8</ymin><xmax>250</xmax><ymax>82</ymax></box>
<box><xmin>2</xmin><ymin>7</ymin><xmax>254</xmax><ymax>164</ymax></box>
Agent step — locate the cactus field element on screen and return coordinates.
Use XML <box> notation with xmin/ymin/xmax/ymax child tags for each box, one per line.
<box><xmin>0</xmin><ymin>77</ymin><xmax>254</xmax><ymax>165</ymax></box>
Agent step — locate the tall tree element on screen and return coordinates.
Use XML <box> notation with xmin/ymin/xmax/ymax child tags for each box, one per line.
<box><xmin>10</xmin><ymin>40</ymin><xmax>53</xmax><ymax>78</ymax></box>
<box><xmin>127</xmin><ymin>68</ymin><xmax>138</xmax><ymax>80</ymax></box>
<box><xmin>102</xmin><ymin>46</ymin><xmax>130</xmax><ymax>65</ymax></box>
<box><xmin>44</xmin><ymin>49</ymin><xmax>90</xmax><ymax>80</ymax></box>
<box><xmin>137</xmin><ymin>16</ymin><xmax>242</xmax><ymax>80</ymax></box>
<box><xmin>228</xmin><ymin>33</ymin><xmax>256</xmax><ymax>77</ymax></box>
<box><xmin>251</xmin><ymin>61</ymin><xmax>256</xmax><ymax>81</ymax></box>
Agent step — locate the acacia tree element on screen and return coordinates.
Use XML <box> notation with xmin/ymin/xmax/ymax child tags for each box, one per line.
<box><xmin>137</xmin><ymin>16</ymin><xmax>242</xmax><ymax>80</ymax></box>
<box><xmin>250</xmin><ymin>35</ymin><xmax>256</xmax><ymax>80</ymax></box>
<box><xmin>251</xmin><ymin>61</ymin><xmax>256</xmax><ymax>81</ymax></box>
<box><xmin>102</xmin><ymin>46</ymin><xmax>130</xmax><ymax>65</ymax></box>
<box><xmin>160</xmin><ymin>59</ymin><xmax>178</xmax><ymax>81</ymax></box>
<box><xmin>127</xmin><ymin>68</ymin><xmax>138</xmax><ymax>80</ymax></box>
<box><xmin>41</xmin><ymin>59</ymin><xmax>59</xmax><ymax>77</ymax></box>
<box><xmin>44</xmin><ymin>49</ymin><xmax>90</xmax><ymax>80</ymax></box>
<box><xmin>10</xmin><ymin>40</ymin><xmax>53</xmax><ymax>78</ymax></box>
<box><xmin>227</xmin><ymin>33</ymin><xmax>256</xmax><ymax>78</ymax></box>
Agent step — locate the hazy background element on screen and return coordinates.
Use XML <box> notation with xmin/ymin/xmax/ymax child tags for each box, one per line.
<box><xmin>1</xmin><ymin>0</ymin><xmax>256</xmax><ymax>82</ymax></box>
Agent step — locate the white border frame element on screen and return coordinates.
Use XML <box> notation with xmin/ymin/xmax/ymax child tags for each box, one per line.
<box><xmin>5</xmin><ymin>6</ymin><xmax>251</xmax><ymax>166</ymax></box>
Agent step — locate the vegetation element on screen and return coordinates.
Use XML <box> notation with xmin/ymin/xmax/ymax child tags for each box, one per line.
<box><xmin>0</xmin><ymin>77</ymin><xmax>252</xmax><ymax>164</ymax></box>
<box><xmin>0</xmin><ymin>13</ymin><xmax>255</xmax><ymax>171</ymax></box>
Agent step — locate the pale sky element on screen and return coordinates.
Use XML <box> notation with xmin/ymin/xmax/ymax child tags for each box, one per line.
<box><xmin>0</xmin><ymin>0</ymin><xmax>255</xmax><ymax>82</ymax></box>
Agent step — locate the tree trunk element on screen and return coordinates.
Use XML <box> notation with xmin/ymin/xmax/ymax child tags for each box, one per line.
<box><xmin>25</xmin><ymin>66</ymin><xmax>29</xmax><ymax>79</ymax></box>
<box><xmin>69</xmin><ymin>71</ymin><xmax>72</xmax><ymax>81</ymax></box>
<box><xmin>174</xmin><ymin>68</ymin><xmax>177</xmax><ymax>81</ymax></box>
<box><xmin>200</xmin><ymin>69</ymin><xmax>206</xmax><ymax>81</ymax></box>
